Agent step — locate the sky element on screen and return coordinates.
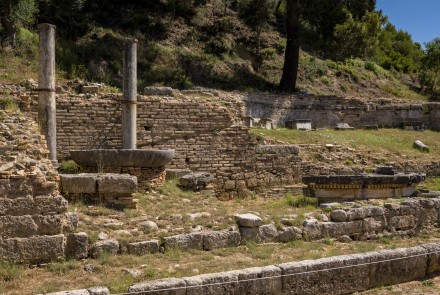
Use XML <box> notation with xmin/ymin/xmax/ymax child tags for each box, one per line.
<box><xmin>376</xmin><ymin>0</ymin><xmax>440</xmax><ymax>47</ymax></box>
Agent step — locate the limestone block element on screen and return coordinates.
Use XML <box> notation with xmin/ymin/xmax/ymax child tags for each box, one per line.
<box><xmin>203</xmin><ymin>230</ymin><xmax>241</xmax><ymax>250</ymax></box>
<box><xmin>418</xmin><ymin>208</ymin><xmax>439</xmax><ymax>227</ymax></box>
<box><xmin>127</xmin><ymin>240</ymin><xmax>160</xmax><ymax>255</ymax></box>
<box><xmin>329</xmin><ymin>210</ymin><xmax>348</xmax><ymax>222</ymax></box>
<box><xmin>302</xmin><ymin>219</ymin><xmax>323</xmax><ymax>241</ymax></box>
<box><xmin>279</xmin><ymin>253</ymin><xmax>371</xmax><ymax>295</ymax></box>
<box><xmin>90</xmin><ymin>239</ymin><xmax>119</xmax><ymax>258</ymax></box>
<box><xmin>277</xmin><ymin>227</ymin><xmax>302</xmax><ymax>243</ymax></box>
<box><xmin>235</xmin><ymin>213</ymin><xmax>262</xmax><ymax>227</ymax></box>
<box><xmin>255</xmin><ymin>145</ymin><xmax>300</xmax><ymax>155</ymax></box>
<box><xmin>184</xmin><ymin>271</ymin><xmax>239</xmax><ymax>295</ymax></box>
<box><xmin>143</xmin><ymin>86</ymin><xmax>174</xmax><ymax>96</ymax></box>
<box><xmin>259</xmin><ymin>223</ymin><xmax>279</xmax><ymax>242</ymax></box>
<box><xmin>389</xmin><ymin>215</ymin><xmax>416</xmax><ymax>230</ymax></box>
<box><xmin>87</xmin><ymin>286</ymin><xmax>110</xmax><ymax>295</ymax></box>
<box><xmin>166</xmin><ymin>169</ymin><xmax>192</xmax><ymax>180</ymax></box>
<box><xmin>364</xmin><ymin>206</ymin><xmax>384</xmax><ymax>217</ymax></box>
<box><xmin>66</xmin><ymin>232</ymin><xmax>88</xmax><ymax>259</ymax></box>
<box><xmin>97</xmin><ymin>174</ymin><xmax>137</xmax><ymax>194</ymax></box>
<box><xmin>0</xmin><ymin>195</ymin><xmax>68</xmax><ymax>216</ymax></box>
<box><xmin>422</xmin><ymin>242</ymin><xmax>440</xmax><ymax>275</ymax></box>
<box><xmin>367</xmin><ymin>246</ymin><xmax>428</xmax><ymax>288</ymax></box>
<box><xmin>0</xmin><ymin>215</ymin><xmax>38</xmax><ymax>238</ymax></box>
<box><xmin>239</xmin><ymin>226</ymin><xmax>260</xmax><ymax>244</ymax></box>
<box><xmin>236</xmin><ymin>265</ymin><xmax>282</xmax><ymax>295</ymax></box>
<box><xmin>129</xmin><ymin>278</ymin><xmax>186</xmax><ymax>295</ymax></box>
<box><xmin>347</xmin><ymin>208</ymin><xmax>367</xmax><ymax>221</ymax></box>
<box><xmin>164</xmin><ymin>233</ymin><xmax>203</xmax><ymax>250</ymax></box>
<box><xmin>60</xmin><ymin>173</ymin><xmax>97</xmax><ymax>194</ymax></box>
<box><xmin>179</xmin><ymin>172</ymin><xmax>214</xmax><ymax>190</ymax></box>
<box><xmin>363</xmin><ymin>216</ymin><xmax>386</xmax><ymax>233</ymax></box>
<box><xmin>37</xmin><ymin>290</ymin><xmax>89</xmax><ymax>295</ymax></box>
<box><xmin>0</xmin><ymin>234</ymin><xmax>66</xmax><ymax>262</ymax></box>
<box><xmin>321</xmin><ymin>221</ymin><xmax>363</xmax><ymax>238</ymax></box>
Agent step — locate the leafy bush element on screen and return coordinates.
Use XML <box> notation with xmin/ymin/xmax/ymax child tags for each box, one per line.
<box><xmin>58</xmin><ymin>160</ymin><xmax>80</xmax><ymax>174</ymax></box>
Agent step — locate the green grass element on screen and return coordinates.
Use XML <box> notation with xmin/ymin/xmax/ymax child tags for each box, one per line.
<box><xmin>252</xmin><ymin>128</ymin><xmax>440</xmax><ymax>160</ymax></box>
<box><xmin>0</xmin><ymin>261</ymin><xmax>22</xmax><ymax>282</ymax></box>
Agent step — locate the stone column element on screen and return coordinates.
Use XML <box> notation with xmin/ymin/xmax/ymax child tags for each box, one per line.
<box><xmin>37</xmin><ymin>23</ymin><xmax>57</xmax><ymax>164</ymax></box>
<box><xmin>122</xmin><ymin>39</ymin><xmax>138</xmax><ymax>149</ymax></box>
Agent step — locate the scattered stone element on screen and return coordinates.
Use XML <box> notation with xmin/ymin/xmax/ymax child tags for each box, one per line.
<box><xmin>127</xmin><ymin>240</ymin><xmax>160</xmax><ymax>255</ymax></box>
<box><xmin>338</xmin><ymin>235</ymin><xmax>352</xmax><ymax>243</ymax></box>
<box><xmin>140</xmin><ymin>220</ymin><xmax>159</xmax><ymax>232</ymax></box>
<box><xmin>235</xmin><ymin>213</ymin><xmax>262</xmax><ymax>228</ymax></box>
<box><xmin>192</xmin><ymin>225</ymin><xmax>203</xmax><ymax>232</ymax></box>
<box><xmin>187</xmin><ymin>212</ymin><xmax>211</xmax><ymax>220</ymax></box>
<box><xmin>90</xmin><ymin>239</ymin><xmax>119</xmax><ymax>258</ymax></box>
<box><xmin>87</xmin><ymin>286</ymin><xmax>110</xmax><ymax>295</ymax></box>
<box><xmin>84</xmin><ymin>264</ymin><xmax>97</xmax><ymax>273</ymax></box>
<box><xmin>179</xmin><ymin>172</ymin><xmax>214</xmax><ymax>190</ymax></box>
<box><xmin>98</xmin><ymin>232</ymin><xmax>108</xmax><ymax>240</ymax></box>
<box><xmin>413</xmin><ymin>140</ymin><xmax>429</xmax><ymax>152</ymax></box>
<box><xmin>143</xmin><ymin>86</ymin><xmax>174</xmax><ymax>96</ymax></box>
<box><xmin>123</xmin><ymin>268</ymin><xmax>143</xmax><ymax>278</ymax></box>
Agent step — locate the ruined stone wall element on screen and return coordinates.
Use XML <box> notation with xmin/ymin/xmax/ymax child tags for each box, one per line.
<box><xmin>54</xmin><ymin>95</ymin><xmax>301</xmax><ymax>197</ymax></box>
<box><xmin>0</xmin><ymin>111</ymin><xmax>85</xmax><ymax>262</ymax></box>
<box><xmin>242</xmin><ymin>93</ymin><xmax>440</xmax><ymax>130</ymax></box>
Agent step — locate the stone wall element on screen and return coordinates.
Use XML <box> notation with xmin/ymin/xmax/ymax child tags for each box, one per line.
<box><xmin>0</xmin><ymin>111</ymin><xmax>86</xmax><ymax>262</ymax></box>
<box><xmin>127</xmin><ymin>242</ymin><xmax>440</xmax><ymax>295</ymax></box>
<box><xmin>52</xmin><ymin>95</ymin><xmax>301</xmax><ymax>197</ymax></box>
<box><xmin>242</xmin><ymin>93</ymin><xmax>440</xmax><ymax>130</ymax></box>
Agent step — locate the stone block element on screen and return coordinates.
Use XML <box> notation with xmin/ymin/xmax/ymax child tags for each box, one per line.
<box><xmin>60</xmin><ymin>173</ymin><xmax>97</xmax><ymax>194</ymax></box>
<box><xmin>329</xmin><ymin>210</ymin><xmax>348</xmax><ymax>222</ymax></box>
<box><xmin>143</xmin><ymin>86</ymin><xmax>174</xmax><ymax>96</ymax></box>
<box><xmin>302</xmin><ymin>219</ymin><xmax>322</xmax><ymax>241</ymax></box>
<box><xmin>278</xmin><ymin>253</ymin><xmax>371</xmax><ymax>295</ymax></box>
<box><xmin>239</xmin><ymin>226</ymin><xmax>260</xmax><ymax>244</ymax></box>
<box><xmin>277</xmin><ymin>227</ymin><xmax>302</xmax><ymax>243</ymax></box>
<box><xmin>179</xmin><ymin>172</ymin><xmax>214</xmax><ymax>190</ymax></box>
<box><xmin>129</xmin><ymin>278</ymin><xmax>186</xmax><ymax>295</ymax></box>
<box><xmin>127</xmin><ymin>240</ymin><xmax>160</xmax><ymax>255</ymax></box>
<box><xmin>90</xmin><ymin>239</ymin><xmax>119</xmax><ymax>258</ymax></box>
<box><xmin>368</xmin><ymin>246</ymin><xmax>428</xmax><ymax>288</ymax></box>
<box><xmin>66</xmin><ymin>232</ymin><xmax>88</xmax><ymax>259</ymax></box>
<box><xmin>236</xmin><ymin>265</ymin><xmax>282</xmax><ymax>295</ymax></box>
<box><xmin>363</xmin><ymin>216</ymin><xmax>386</xmax><ymax>233</ymax></box>
<box><xmin>0</xmin><ymin>195</ymin><xmax>68</xmax><ymax>216</ymax></box>
<box><xmin>389</xmin><ymin>215</ymin><xmax>416</xmax><ymax>230</ymax></box>
<box><xmin>38</xmin><ymin>290</ymin><xmax>89</xmax><ymax>295</ymax></box>
<box><xmin>87</xmin><ymin>286</ymin><xmax>110</xmax><ymax>295</ymax></box>
<box><xmin>164</xmin><ymin>233</ymin><xmax>203</xmax><ymax>250</ymax></box>
<box><xmin>235</xmin><ymin>213</ymin><xmax>262</xmax><ymax>228</ymax></box>
<box><xmin>259</xmin><ymin>224</ymin><xmax>279</xmax><ymax>242</ymax></box>
<box><xmin>184</xmin><ymin>271</ymin><xmax>239</xmax><ymax>295</ymax></box>
<box><xmin>0</xmin><ymin>215</ymin><xmax>38</xmax><ymax>238</ymax></box>
<box><xmin>97</xmin><ymin>174</ymin><xmax>137</xmax><ymax>194</ymax></box>
<box><xmin>321</xmin><ymin>221</ymin><xmax>363</xmax><ymax>238</ymax></box>
<box><xmin>166</xmin><ymin>169</ymin><xmax>192</xmax><ymax>180</ymax></box>
<box><xmin>203</xmin><ymin>230</ymin><xmax>241</xmax><ymax>250</ymax></box>
<box><xmin>255</xmin><ymin>145</ymin><xmax>300</xmax><ymax>155</ymax></box>
<box><xmin>0</xmin><ymin>234</ymin><xmax>65</xmax><ymax>262</ymax></box>
<box><xmin>422</xmin><ymin>242</ymin><xmax>440</xmax><ymax>275</ymax></box>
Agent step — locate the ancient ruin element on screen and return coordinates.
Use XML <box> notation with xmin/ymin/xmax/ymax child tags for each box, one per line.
<box><xmin>303</xmin><ymin>167</ymin><xmax>426</xmax><ymax>203</ymax></box>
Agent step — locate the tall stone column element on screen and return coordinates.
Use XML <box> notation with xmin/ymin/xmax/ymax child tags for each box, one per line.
<box><xmin>37</xmin><ymin>23</ymin><xmax>57</xmax><ymax>164</ymax></box>
<box><xmin>122</xmin><ymin>39</ymin><xmax>138</xmax><ymax>149</ymax></box>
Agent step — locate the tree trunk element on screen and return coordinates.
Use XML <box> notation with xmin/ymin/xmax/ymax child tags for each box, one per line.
<box><xmin>0</xmin><ymin>1</ymin><xmax>17</xmax><ymax>48</ymax></box>
<box><xmin>279</xmin><ymin>0</ymin><xmax>300</xmax><ymax>92</ymax></box>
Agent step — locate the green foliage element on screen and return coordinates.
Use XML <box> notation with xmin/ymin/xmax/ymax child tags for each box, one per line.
<box><xmin>419</xmin><ymin>38</ymin><xmax>440</xmax><ymax>92</ymax></box>
<box><xmin>58</xmin><ymin>160</ymin><xmax>80</xmax><ymax>174</ymax></box>
<box><xmin>285</xmin><ymin>194</ymin><xmax>318</xmax><ymax>208</ymax></box>
<box><xmin>47</xmin><ymin>260</ymin><xmax>81</xmax><ymax>274</ymax></box>
<box><xmin>0</xmin><ymin>261</ymin><xmax>22</xmax><ymax>282</ymax></box>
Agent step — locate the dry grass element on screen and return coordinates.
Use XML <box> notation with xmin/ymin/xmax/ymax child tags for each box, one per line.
<box><xmin>3</xmin><ymin>232</ymin><xmax>440</xmax><ymax>294</ymax></box>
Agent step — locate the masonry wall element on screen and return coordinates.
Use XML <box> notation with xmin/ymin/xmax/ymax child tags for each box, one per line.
<box><xmin>54</xmin><ymin>95</ymin><xmax>301</xmax><ymax>197</ymax></box>
<box><xmin>242</xmin><ymin>93</ymin><xmax>440</xmax><ymax>130</ymax></box>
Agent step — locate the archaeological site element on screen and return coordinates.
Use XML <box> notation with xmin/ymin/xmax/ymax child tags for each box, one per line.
<box><xmin>2</xmin><ymin>5</ymin><xmax>440</xmax><ymax>295</ymax></box>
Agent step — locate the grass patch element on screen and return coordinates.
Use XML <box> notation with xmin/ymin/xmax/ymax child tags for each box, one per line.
<box><xmin>0</xmin><ymin>261</ymin><xmax>22</xmax><ymax>282</ymax></box>
<box><xmin>47</xmin><ymin>260</ymin><xmax>81</xmax><ymax>274</ymax></box>
<box><xmin>58</xmin><ymin>160</ymin><xmax>80</xmax><ymax>174</ymax></box>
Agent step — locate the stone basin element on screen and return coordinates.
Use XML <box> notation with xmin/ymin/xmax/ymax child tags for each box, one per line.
<box><xmin>69</xmin><ymin>149</ymin><xmax>175</xmax><ymax>168</ymax></box>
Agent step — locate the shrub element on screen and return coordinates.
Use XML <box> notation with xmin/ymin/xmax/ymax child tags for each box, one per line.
<box><xmin>58</xmin><ymin>160</ymin><xmax>80</xmax><ymax>174</ymax></box>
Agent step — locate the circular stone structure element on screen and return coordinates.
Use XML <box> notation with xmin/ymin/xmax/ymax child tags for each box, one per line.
<box><xmin>69</xmin><ymin>149</ymin><xmax>175</xmax><ymax>168</ymax></box>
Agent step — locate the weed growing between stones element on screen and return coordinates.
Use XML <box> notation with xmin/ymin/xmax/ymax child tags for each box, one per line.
<box><xmin>0</xmin><ymin>261</ymin><xmax>22</xmax><ymax>282</ymax></box>
<box><xmin>58</xmin><ymin>160</ymin><xmax>80</xmax><ymax>174</ymax></box>
<box><xmin>46</xmin><ymin>260</ymin><xmax>81</xmax><ymax>274</ymax></box>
